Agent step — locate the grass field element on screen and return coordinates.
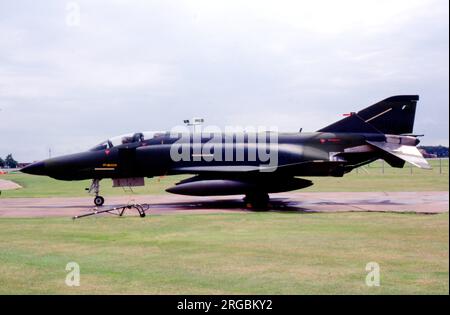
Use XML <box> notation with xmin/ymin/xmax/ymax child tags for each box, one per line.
<box><xmin>0</xmin><ymin>159</ymin><xmax>448</xmax><ymax>198</ymax></box>
<box><xmin>0</xmin><ymin>159</ymin><xmax>448</xmax><ymax>294</ymax></box>
<box><xmin>0</xmin><ymin>212</ymin><xmax>448</xmax><ymax>294</ymax></box>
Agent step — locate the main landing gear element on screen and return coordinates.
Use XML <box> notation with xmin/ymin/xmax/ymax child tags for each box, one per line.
<box><xmin>243</xmin><ymin>192</ymin><xmax>270</xmax><ymax>210</ymax></box>
<box><xmin>86</xmin><ymin>179</ymin><xmax>105</xmax><ymax>206</ymax></box>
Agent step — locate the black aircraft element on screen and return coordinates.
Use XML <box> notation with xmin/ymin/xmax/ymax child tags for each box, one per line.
<box><xmin>21</xmin><ymin>95</ymin><xmax>430</xmax><ymax>208</ymax></box>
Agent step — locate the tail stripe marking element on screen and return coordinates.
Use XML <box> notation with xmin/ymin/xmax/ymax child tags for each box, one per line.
<box><xmin>365</xmin><ymin>107</ymin><xmax>393</xmax><ymax>123</ymax></box>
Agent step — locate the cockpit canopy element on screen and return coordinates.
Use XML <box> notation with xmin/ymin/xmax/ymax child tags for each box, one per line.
<box><xmin>89</xmin><ymin>131</ymin><xmax>168</xmax><ymax>151</ymax></box>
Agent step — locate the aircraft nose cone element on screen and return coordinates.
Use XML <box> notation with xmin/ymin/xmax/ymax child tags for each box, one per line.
<box><xmin>21</xmin><ymin>161</ymin><xmax>47</xmax><ymax>175</ymax></box>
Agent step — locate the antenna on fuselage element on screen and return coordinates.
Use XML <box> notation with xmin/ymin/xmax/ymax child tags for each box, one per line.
<box><xmin>183</xmin><ymin>117</ymin><xmax>204</xmax><ymax>133</ymax></box>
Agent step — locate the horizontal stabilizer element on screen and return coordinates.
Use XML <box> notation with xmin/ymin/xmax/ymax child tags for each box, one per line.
<box><xmin>367</xmin><ymin>141</ymin><xmax>431</xmax><ymax>169</ymax></box>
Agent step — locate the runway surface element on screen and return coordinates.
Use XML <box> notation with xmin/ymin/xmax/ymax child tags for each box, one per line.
<box><xmin>0</xmin><ymin>191</ymin><xmax>448</xmax><ymax>218</ymax></box>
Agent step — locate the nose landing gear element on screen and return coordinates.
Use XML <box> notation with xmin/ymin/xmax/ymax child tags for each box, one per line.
<box><xmin>87</xmin><ymin>179</ymin><xmax>105</xmax><ymax>206</ymax></box>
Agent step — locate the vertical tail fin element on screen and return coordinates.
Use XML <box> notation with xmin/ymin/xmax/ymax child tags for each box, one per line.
<box><xmin>318</xmin><ymin>95</ymin><xmax>419</xmax><ymax>135</ymax></box>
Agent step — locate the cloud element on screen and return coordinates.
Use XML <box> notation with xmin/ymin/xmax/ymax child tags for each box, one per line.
<box><xmin>0</xmin><ymin>0</ymin><xmax>448</xmax><ymax>161</ymax></box>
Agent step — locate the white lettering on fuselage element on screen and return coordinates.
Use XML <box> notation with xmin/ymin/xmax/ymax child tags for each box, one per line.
<box><xmin>169</xmin><ymin>125</ymin><xmax>279</xmax><ymax>172</ymax></box>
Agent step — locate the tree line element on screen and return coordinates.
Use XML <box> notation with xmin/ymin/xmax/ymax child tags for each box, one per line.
<box><xmin>0</xmin><ymin>154</ymin><xmax>18</xmax><ymax>168</ymax></box>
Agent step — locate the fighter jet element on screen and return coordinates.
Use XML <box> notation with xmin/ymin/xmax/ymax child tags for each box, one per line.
<box><xmin>21</xmin><ymin>95</ymin><xmax>430</xmax><ymax>208</ymax></box>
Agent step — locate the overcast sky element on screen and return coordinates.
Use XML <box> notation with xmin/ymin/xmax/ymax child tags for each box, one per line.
<box><xmin>0</xmin><ymin>0</ymin><xmax>448</xmax><ymax>161</ymax></box>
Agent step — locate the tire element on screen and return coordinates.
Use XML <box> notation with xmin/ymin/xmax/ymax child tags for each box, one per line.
<box><xmin>94</xmin><ymin>196</ymin><xmax>105</xmax><ymax>206</ymax></box>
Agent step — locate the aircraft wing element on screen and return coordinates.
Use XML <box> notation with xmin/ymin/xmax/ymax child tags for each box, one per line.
<box><xmin>367</xmin><ymin>141</ymin><xmax>432</xmax><ymax>169</ymax></box>
<box><xmin>172</xmin><ymin>160</ymin><xmax>347</xmax><ymax>176</ymax></box>
<box><xmin>172</xmin><ymin>164</ymin><xmax>297</xmax><ymax>173</ymax></box>
<box><xmin>172</xmin><ymin>165</ymin><xmax>261</xmax><ymax>174</ymax></box>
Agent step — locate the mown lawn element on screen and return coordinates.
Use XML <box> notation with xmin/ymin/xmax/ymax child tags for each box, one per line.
<box><xmin>0</xmin><ymin>212</ymin><xmax>448</xmax><ymax>294</ymax></box>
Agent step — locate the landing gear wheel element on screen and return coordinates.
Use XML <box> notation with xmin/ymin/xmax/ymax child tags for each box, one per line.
<box><xmin>140</xmin><ymin>212</ymin><xmax>146</xmax><ymax>218</ymax></box>
<box><xmin>94</xmin><ymin>196</ymin><xmax>105</xmax><ymax>207</ymax></box>
<box><xmin>244</xmin><ymin>192</ymin><xmax>270</xmax><ymax>211</ymax></box>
